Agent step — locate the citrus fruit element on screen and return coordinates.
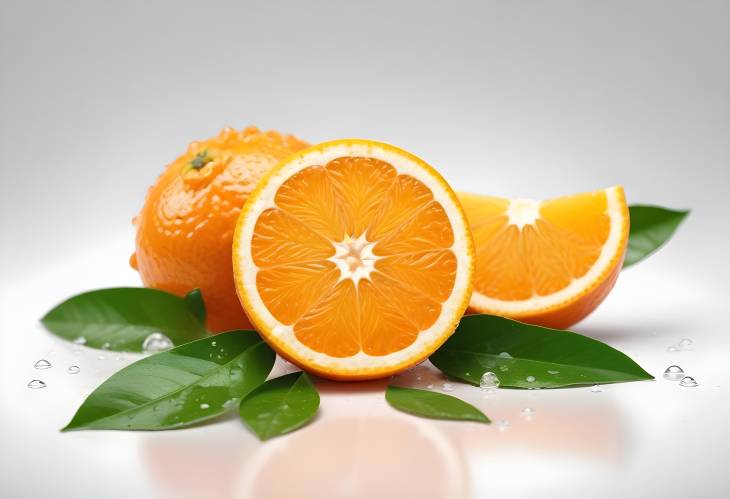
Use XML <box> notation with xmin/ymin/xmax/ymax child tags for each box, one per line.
<box><xmin>459</xmin><ymin>186</ymin><xmax>629</xmax><ymax>329</ymax></box>
<box><xmin>131</xmin><ymin>126</ymin><xmax>309</xmax><ymax>332</ymax></box>
<box><xmin>233</xmin><ymin>139</ymin><xmax>474</xmax><ymax>380</ymax></box>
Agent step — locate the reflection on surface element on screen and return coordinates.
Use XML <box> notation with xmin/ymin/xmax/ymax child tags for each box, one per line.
<box><xmin>235</xmin><ymin>415</ymin><xmax>468</xmax><ymax>499</ymax></box>
<box><xmin>141</xmin><ymin>362</ymin><xmax>629</xmax><ymax>499</ymax></box>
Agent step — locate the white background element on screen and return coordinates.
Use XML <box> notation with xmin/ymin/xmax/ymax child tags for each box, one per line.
<box><xmin>1</xmin><ymin>1</ymin><xmax>729</xmax><ymax>498</ymax></box>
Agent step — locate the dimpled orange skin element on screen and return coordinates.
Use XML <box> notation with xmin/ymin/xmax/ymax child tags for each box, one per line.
<box><xmin>130</xmin><ymin>126</ymin><xmax>310</xmax><ymax>332</ymax></box>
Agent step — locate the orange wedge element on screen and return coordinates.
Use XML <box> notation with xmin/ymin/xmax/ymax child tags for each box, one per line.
<box><xmin>233</xmin><ymin>140</ymin><xmax>474</xmax><ymax>380</ymax></box>
<box><xmin>459</xmin><ymin>187</ymin><xmax>629</xmax><ymax>329</ymax></box>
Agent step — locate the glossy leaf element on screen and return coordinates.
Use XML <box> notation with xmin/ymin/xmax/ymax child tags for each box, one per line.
<box><xmin>625</xmin><ymin>205</ymin><xmax>689</xmax><ymax>268</ymax></box>
<box><xmin>430</xmin><ymin>314</ymin><xmax>653</xmax><ymax>388</ymax></box>
<box><xmin>62</xmin><ymin>330</ymin><xmax>275</xmax><ymax>431</ymax></box>
<box><xmin>386</xmin><ymin>386</ymin><xmax>490</xmax><ymax>423</ymax></box>
<box><xmin>239</xmin><ymin>372</ymin><xmax>320</xmax><ymax>440</ymax></box>
<box><xmin>184</xmin><ymin>288</ymin><xmax>207</xmax><ymax>326</ymax></box>
<box><xmin>41</xmin><ymin>287</ymin><xmax>208</xmax><ymax>351</ymax></box>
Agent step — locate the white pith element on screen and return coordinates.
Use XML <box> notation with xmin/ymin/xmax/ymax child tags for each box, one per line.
<box><xmin>506</xmin><ymin>198</ymin><xmax>541</xmax><ymax>229</ymax></box>
<box><xmin>470</xmin><ymin>186</ymin><xmax>626</xmax><ymax>314</ymax></box>
<box><xmin>329</xmin><ymin>234</ymin><xmax>379</xmax><ymax>284</ymax></box>
<box><xmin>235</xmin><ymin>142</ymin><xmax>472</xmax><ymax>374</ymax></box>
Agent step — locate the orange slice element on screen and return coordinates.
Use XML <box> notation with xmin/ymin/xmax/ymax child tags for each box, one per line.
<box><xmin>233</xmin><ymin>140</ymin><xmax>474</xmax><ymax>380</ymax></box>
<box><xmin>459</xmin><ymin>186</ymin><xmax>629</xmax><ymax>329</ymax></box>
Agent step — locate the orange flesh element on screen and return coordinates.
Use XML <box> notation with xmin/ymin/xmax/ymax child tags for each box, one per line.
<box><xmin>251</xmin><ymin>157</ymin><xmax>456</xmax><ymax>357</ymax></box>
<box><xmin>460</xmin><ymin>191</ymin><xmax>611</xmax><ymax>301</ymax></box>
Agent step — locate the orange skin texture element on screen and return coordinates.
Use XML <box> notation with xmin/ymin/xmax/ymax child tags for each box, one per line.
<box><xmin>131</xmin><ymin>126</ymin><xmax>309</xmax><ymax>332</ymax></box>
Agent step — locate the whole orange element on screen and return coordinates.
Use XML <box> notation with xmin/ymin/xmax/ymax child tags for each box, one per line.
<box><xmin>130</xmin><ymin>126</ymin><xmax>309</xmax><ymax>332</ymax></box>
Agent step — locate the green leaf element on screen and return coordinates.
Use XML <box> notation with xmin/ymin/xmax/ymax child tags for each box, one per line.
<box><xmin>184</xmin><ymin>288</ymin><xmax>207</xmax><ymax>326</ymax></box>
<box><xmin>239</xmin><ymin>371</ymin><xmax>320</xmax><ymax>440</ymax></box>
<box><xmin>385</xmin><ymin>386</ymin><xmax>490</xmax><ymax>423</ymax></box>
<box><xmin>62</xmin><ymin>330</ymin><xmax>275</xmax><ymax>431</ymax></box>
<box><xmin>41</xmin><ymin>287</ymin><xmax>208</xmax><ymax>351</ymax></box>
<box><xmin>430</xmin><ymin>314</ymin><xmax>653</xmax><ymax>389</ymax></box>
<box><xmin>625</xmin><ymin>205</ymin><xmax>689</xmax><ymax>268</ymax></box>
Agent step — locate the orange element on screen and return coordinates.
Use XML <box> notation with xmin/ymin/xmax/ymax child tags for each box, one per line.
<box><xmin>130</xmin><ymin>126</ymin><xmax>309</xmax><ymax>332</ymax></box>
<box><xmin>459</xmin><ymin>186</ymin><xmax>629</xmax><ymax>329</ymax></box>
<box><xmin>233</xmin><ymin>140</ymin><xmax>474</xmax><ymax>380</ymax></box>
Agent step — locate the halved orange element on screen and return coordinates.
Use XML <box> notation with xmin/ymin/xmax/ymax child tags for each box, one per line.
<box><xmin>459</xmin><ymin>186</ymin><xmax>629</xmax><ymax>329</ymax></box>
<box><xmin>233</xmin><ymin>140</ymin><xmax>474</xmax><ymax>380</ymax></box>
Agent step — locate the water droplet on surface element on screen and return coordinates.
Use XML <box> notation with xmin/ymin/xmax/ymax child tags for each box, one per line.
<box><xmin>479</xmin><ymin>372</ymin><xmax>500</xmax><ymax>391</ymax></box>
<box><xmin>495</xmin><ymin>420</ymin><xmax>511</xmax><ymax>431</ymax></box>
<box><xmin>663</xmin><ymin>365</ymin><xmax>684</xmax><ymax>381</ymax></box>
<box><xmin>521</xmin><ymin>407</ymin><xmax>535</xmax><ymax>419</ymax></box>
<box><xmin>34</xmin><ymin>359</ymin><xmax>51</xmax><ymax>370</ymax></box>
<box><xmin>498</xmin><ymin>352</ymin><xmax>512</xmax><ymax>359</ymax></box>
<box><xmin>211</xmin><ymin>341</ymin><xmax>217</xmax><ymax>347</ymax></box>
<box><xmin>67</xmin><ymin>365</ymin><xmax>80</xmax><ymax>374</ymax></box>
<box><xmin>442</xmin><ymin>383</ymin><xmax>454</xmax><ymax>392</ymax></box>
<box><xmin>666</xmin><ymin>345</ymin><xmax>679</xmax><ymax>352</ymax></box>
<box><xmin>27</xmin><ymin>379</ymin><xmax>46</xmax><ymax>389</ymax></box>
<box><xmin>465</xmin><ymin>372</ymin><xmax>470</xmax><ymax>377</ymax></box>
<box><xmin>499</xmin><ymin>365</ymin><xmax>509</xmax><ymax>372</ymax></box>
<box><xmin>679</xmin><ymin>338</ymin><xmax>693</xmax><ymax>350</ymax></box>
<box><xmin>73</xmin><ymin>337</ymin><xmax>87</xmax><ymax>345</ymax></box>
<box><xmin>525</xmin><ymin>376</ymin><xmax>536</xmax><ymax>383</ymax></box>
<box><xmin>416</xmin><ymin>375</ymin><xmax>422</xmax><ymax>381</ymax></box>
<box><xmin>679</xmin><ymin>376</ymin><xmax>698</xmax><ymax>387</ymax></box>
<box><xmin>200</xmin><ymin>403</ymin><xmax>210</xmax><ymax>409</ymax></box>
<box><xmin>547</xmin><ymin>370</ymin><xmax>560</xmax><ymax>375</ymax></box>
<box><xmin>590</xmin><ymin>385</ymin><xmax>603</xmax><ymax>392</ymax></box>
<box><xmin>143</xmin><ymin>332</ymin><xmax>173</xmax><ymax>353</ymax></box>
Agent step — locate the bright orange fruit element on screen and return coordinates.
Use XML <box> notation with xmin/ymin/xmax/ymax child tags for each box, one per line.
<box><xmin>131</xmin><ymin>126</ymin><xmax>309</xmax><ymax>332</ymax></box>
<box><xmin>459</xmin><ymin>187</ymin><xmax>629</xmax><ymax>328</ymax></box>
<box><xmin>233</xmin><ymin>140</ymin><xmax>474</xmax><ymax>380</ymax></box>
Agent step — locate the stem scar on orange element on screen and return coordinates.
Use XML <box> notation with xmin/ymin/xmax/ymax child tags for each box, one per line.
<box><xmin>130</xmin><ymin>126</ymin><xmax>310</xmax><ymax>332</ymax></box>
<box><xmin>233</xmin><ymin>140</ymin><xmax>475</xmax><ymax>380</ymax></box>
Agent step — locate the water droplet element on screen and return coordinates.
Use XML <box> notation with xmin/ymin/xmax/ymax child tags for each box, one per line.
<box><xmin>679</xmin><ymin>376</ymin><xmax>698</xmax><ymax>387</ymax></box>
<box><xmin>521</xmin><ymin>407</ymin><xmax>535</xmax><ymax>419</ymax></box>
<box><xmin>499</xmin><ymin>365</ymin><xmax>509</xmax><ymax>372</ymax></box>
<box><xmin>67</xmin><ymin>365</ymin><xmax>80</xmax><ymax>374</ymax></box>
<box><xmin>73</xmin><ymin>337</ymin><xmax>87</xmax><ymax>345</ymax></box>
<box><xmin>34</xmin><ymin>359</ymin><xmax>51</xmax><ymax>370</ymax></box>
<box><xmin>679</xmin><ymin>338</ymin><xmax>693</xmax><ymax>350</ymax></box>
<box><xmin>465</xmin><ymin>372</ymin><xmax>471</xmax><ymax>377</ymax></box>
<box><xmin>479</xmin><ymin>372</ymin><xmax>500</xmax><ymax>391</ymax></box>
<box><xmin>590</xmin><ymin>385</ymin><xmax>603</xmax><ymax>392</ymax></box>
<box><xmin>416</xmin><ymin>375</ymin><xmax>422</xmax><ymax>381</ymax></box>
<box><xmin>525</xmin><ymin>376</ymin><xmax>536</xmax><ymax>383</ymax></box>
<box><xmin>27</xmin><ymin>379</ymin><xmax>46</xmax><ymax>389</ymax></box>
<box><xmin>547</xmin><ymin>370</ymin><xmax>560</xmax><ymax>375</ymax></box>
<box><xmin>495</xmin><ymin>420</ymin><xmax>511</xmax><ymax>431</ymax></box>
<box><xmin>101</xmin><ymin>342</ymin><xmax>111</xmax><ymax>350</ymax></box>
<box><xmin>667</xmin><ymin>345</ymin><xmax>680</xmax><ymax>352</ymax></box>
<box><xmin>211</xmin><ymin>341</ymin><xmax>217</xmax><ymax>347</ymax></box>
<box><xmin>442</xmin><ymin>383</ymin><xmax>454</xmax><ymax>392</ymax></box>
<box><xmin>200</xmin><ymin>403</ymin><xmax>210</xmax><ymax>409</ymax></box>
<box><xmin>143</xmin><ymin>332</ymin><xmax>173</xmax><ymax>353</ymax></box>
<box><xmin>663</xmin><ymin>365</ymin><xmax>684</xmax><ymax>381</ymax></box>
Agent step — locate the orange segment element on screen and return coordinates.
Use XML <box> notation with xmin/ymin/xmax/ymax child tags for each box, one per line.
<box><xmin>233</xmin><ymin>139</ymin><xmax>474</xmax><ymax>380</ymax></box>
<box><xmin>251</xmin><ymin>208</ymin><xmax>334</xmax><ymax>267</ymax></box>
<box><xmin>293</xmin><ymin>280</ymin><xmax>361</xmax><ymax>358</ymax></box>
<box><xmin>460</xmin><ymin>186</ymin><xmax>629</xmax><ymax>329</ymax></box>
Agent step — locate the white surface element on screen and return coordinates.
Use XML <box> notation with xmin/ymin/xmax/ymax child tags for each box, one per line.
<box><xmin>1</xmin><ymin>1</ymin><xmax>729</xmax><ymax>498</ymax></box>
